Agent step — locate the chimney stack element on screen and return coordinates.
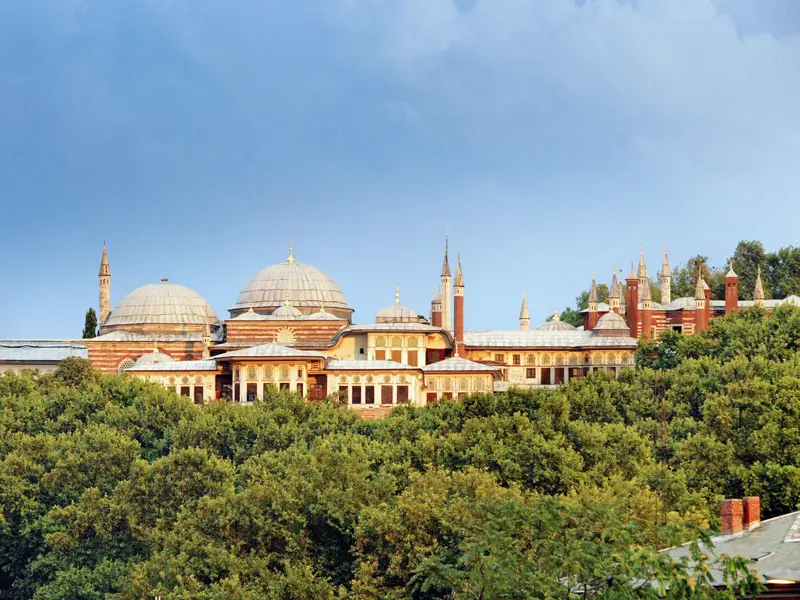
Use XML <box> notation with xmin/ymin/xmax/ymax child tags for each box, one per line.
<box><xmin>743</xmin><ymin>496</ymin><xmax>761</xmax><ymax>531</ymax></box>
<box><xmin>721</xmin><ymin>499</ymin><xmax>743</xmax><ymax>535</ymax></box>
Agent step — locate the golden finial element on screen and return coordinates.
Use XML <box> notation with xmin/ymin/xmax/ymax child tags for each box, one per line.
<box><xmin>248</xmin><ymin>304</ymin><xmax>254</xmax><ymax>313</ymax></box>
<box><xmin>552</xmin><ymin>308</ymin><xmax>560</xmax><ymax>321</ymax></box>
<box><xmin>284</xmin><ymin>292</ymin><xmax>292</xmax><ymax>306</ymax></box>
<box><xmin>287</xmin><ymin>241</ymin><xmax>295</xmax><ymax>264</ymax></box>
<box><xmin>153</xmin><ymin>341</ymin><xmax>159</xmax><ymax>353</ymax></box>
<box><xmin>395</xmin><ymin>284</ymin><xmax>401</xmax><ymax>304</ymax></box>
<box><xmin>320</xmin><ymin>300</ymin><xmax>326</xmax><ymax>313</ymax></box>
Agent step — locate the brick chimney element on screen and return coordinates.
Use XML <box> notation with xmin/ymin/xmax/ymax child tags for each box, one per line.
<box><xmin>721</xmin><ymin>499</ymin><xmax>743</xmax><ymax>535</ymax></box>
<box><xmin>743</xmin><ymin>496</ymin><xmax>761</xmax><ymax>531</ymax></box>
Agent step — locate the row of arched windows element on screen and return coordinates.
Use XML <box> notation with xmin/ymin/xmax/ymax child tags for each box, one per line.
<box><xmin>374</xmin><ymin>336</ymin><xmax>420</xmax><ymax>348</ymax></box>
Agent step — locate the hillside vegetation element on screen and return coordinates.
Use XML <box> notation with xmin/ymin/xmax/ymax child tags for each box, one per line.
<box><xmin>5</xmin><ymin>305</ymin><xmax>800</xmax><ymax>597</ymax></box>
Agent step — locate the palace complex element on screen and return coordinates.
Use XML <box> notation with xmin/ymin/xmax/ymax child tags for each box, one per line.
<box><xmin>3</xmin><ymin>241</ymin><xmax>793</xmax><ymax>415</ymax></box>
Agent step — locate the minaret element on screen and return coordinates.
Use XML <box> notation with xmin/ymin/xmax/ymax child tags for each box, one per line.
<box><xmin>431</xmin><ymin>288</ymin><xmax>443</xmax><ymax>328</ymax></box>
<box><xmin>609</xmin><ymin>267</ymin><xmax>621</xmax><ymax>314</ymax></box>
<box><xmin>640</xmin><ymin>274</ymin><xmax>653</xmax><ymax>337</ymax></box>
<box><xmin>98</xmin><ymin>241</ymin><xmax>111</xmax><ymax>327</ymax></box>
<box><xmin>725</xmin><ymin>261</ymin><xmax>739</xmax><ymax>315</ymax></box>
<box><xmin>202</xmin><ymin>305</ymin><xmax>211</xmax><ymax>359</ymax></box>
<box><xmin>587</xmin><ymin>272</ymin><xmax>599</xmax><ymax>330</ymax></box>
<box><xmin>694</xmin><ymin>271</ymin><xmax>708</xmax><ymax>332</ymax></box>
<box><xmin>441</xmin><ymin>237</ymin><xmax>452</xmax><ymax>332</ymax></box>
<box><xmin>519</xmin><ymin>290</ymin><xmax>530</xmax><ymax>331</ymax></box>
<box><xmin>625</xmin><ymin>261</ymin><xmax>640</xmax><ymax>337</ymax></box>
<box><xmin>637</xmin><ymin>246</ymin><xmax>648</xmax><ymax>301</ymax></box>
<box><xmin>754</xmin><ymin>266</ymin><xmax>765</xmax><ymax>307</ymax></box>
<box><xmin>660</xmin><ymin>245</ymin><xmax>672</xmax><ymax>305</ymax></box>
<box><xmin>453</xmin><ymin>253</ymin><xmax>465</xmax><ymax>353</ymax></box>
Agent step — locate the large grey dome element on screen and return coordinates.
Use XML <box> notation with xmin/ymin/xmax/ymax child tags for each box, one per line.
<box><xmin>233</xmin><ymin>255</ymin><xmax>351</xmax><ymax>317</ymax></box>
<box><xmin>104</xmin><ymin>280</ymin><xmax>218</xmax><ymax>328</ymax></box>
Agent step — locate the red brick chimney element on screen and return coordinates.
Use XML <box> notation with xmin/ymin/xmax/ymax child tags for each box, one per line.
<box><xmin>743</xmin><ymin>496</ymin><xmax>761</xmax><ymax>531</ymax></box>
<box><xmin>721</xmin><ymin>498</ymin><xmax>743</xmax><ymax>535</ymax></box>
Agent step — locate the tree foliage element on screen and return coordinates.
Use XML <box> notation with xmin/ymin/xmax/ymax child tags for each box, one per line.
<box><xmin>9</xmin><ymin>304</ymin><xmax>800</xmax><ymax>598</ymax></box>
<box><xmin>81</xmin><ymin>309</ymin><xmax>98</xmax><ymax>340</ymax></box>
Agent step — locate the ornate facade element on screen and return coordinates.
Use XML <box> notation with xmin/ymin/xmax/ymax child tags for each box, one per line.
<box><xmin>76</xmin><ymin>241</ymin><xmax>639</xmax><ymax>414</ymax></box>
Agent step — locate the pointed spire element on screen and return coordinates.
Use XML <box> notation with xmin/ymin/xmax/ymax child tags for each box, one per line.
<box><xmin>520</xmin><ymin>290</ymin><xmax>529</xmax><ymax>319</ymax></box>
<box><xmin>694</xmin><ymin>269</ymin><xmax>706</xmax><ymax>301</ymax></box>
<box><xmin>754</xmin><ymin>265</ymin><xmax>765</xmax><ymax>303</ymax></box>
<box><xmin>726</xmin><ymin>260</ymin><xmax>738</xmax><ymax>278</ymax></box>
<box><xmin>98</xmin><ymin>241</ymin><xmax>110</xmax><ymax>277</ymax></box>
<box><xmin>661</xmin><ymin>245</ymin><xmax>671</xmax><ymax>277</ymax></box>
<box><xmin>609</xmin><ymin>266</ymin><xmax>619</xmax><ymax>299</ymax></box>
<box><xmin>432</xmin><ymin>288</ymin><xmax>437</xmax><ymax>301</ymax></box>
<box><xmin>395</xmin><ymin>284</ymin><xmax>401</xmax><ymax>304</ymax></box>
<box><xmin>287</xmin><ymin>241</ymin><xmax>295</xmax><ymax>264</ymax></box>
<box><xmin>637</xmin><ymin>245</ymin><xmax>648</xmax><ymax>279</ymax></box>
<box><xmin>628</xmin><ymin>260</ymin><xmax>637</xmax><ymax>280</ymax></box>
<box><xmin>441</xmin><ymin>236</ymin><xmax>451</xmax><ymax>277</ymax></box>
<box><xmin>588</xmin><ymin>271</ymin><xmax>598</xmax><ymax>304</ymax></box>
<box><xmin>454</xmin><ymin>252</ymin><xmax>464</xmax><ymax>287</ymax></box>
<box><xmin>640</xmin><ymin>279</ymin><xmax>652</xmax><ymax>302</ymax></box>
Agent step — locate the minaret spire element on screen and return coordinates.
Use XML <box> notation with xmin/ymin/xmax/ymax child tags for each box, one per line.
<box><xmin>609</xmin><ymin>266</ymin><xmax>621</xmax><ymax>314</ymax></box>
<box><xmin>754</xmin><ymin>265</ymin><xmax>765</xmax><ymax>306</ymax></box>
<box><xmin>440</xmin><ymin>235</ymin><xmax>453</xmax><ymax>331</ymax></box>
<box><xmin>637</xmin><ymin>246</ymin><xmax>648</xmax><ymax>302</ymax></box>
<box><xmin>395</xmin><ymin>284</ymin><xmax>401</xmax><ymax>304</ymax></box>
<box><xmin>453</xmin><ymin>252</ymin><xmax>465</xmax><ymax>353</ymax></box>
<box><xmin>98</xmin><ymin>241</ymin><xmax>111</xmax><ymax>328</ymax></box>
<box><xmin>660</xmin><ymin>245</ymin><xmax>672</xmax><ymax>305</ymax></box>
<box><xmin>519</xmin><ymin>290</ymin><xmax>530</xmax><ymax>331</ymax></box>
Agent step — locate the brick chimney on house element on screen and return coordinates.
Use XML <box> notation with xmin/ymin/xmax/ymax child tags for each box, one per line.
<box><xmin>721</xmin><ymin>497</ymin><xmax>761</xmax><ymax>535</ymax></box>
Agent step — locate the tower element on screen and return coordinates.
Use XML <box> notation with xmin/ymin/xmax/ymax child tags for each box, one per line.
<box><xmin>637</xmin><ymin>246</ymin><xmax>648</xmax><ymax>302</ymax></box>
<box><xmin>661</xmin><ymin>245</ymin><xmax>672</xmax><ymax>305</ymax></box>
<box><xmin>98</xmin><ymin>241</ymin><xmax>111</xmax><ymax>326</ymax></box>
<box><xmin>202</xmin><ymin>306</ymin><xmax>211</xmax><ymax>359</ymax></box>
<box><xmin>587</xmin><ymin>272</ymin><xmax>599</xmax><ymax>330</ymax></box>
<box><xmin>640</xmin><ymin>274</ymin><xmax>653</xmax><ymax>337</ymax></box>
<box><xmin>754</xmin><ymin>266</ymin><xmax>765</xmax><ymax>307</ymax></box>
<box><xmin>625</xmin><ymin>261</ymin><xmax>639</xmax><ymax>337</ymax></box>
<box><xmin>609</xmin><ymin>267</ymin><xmax>621</xmax><ymax>314</ymax></box>
<box><xmin>694</xmin><ymin>271</ymin><xmax>708</xmax><ymax>332</ymax></box>
<box><xmin>454</xmin><ymin>253</ymin><xmax>465</xmax><ymax>353</ymax></box>
<box><xmin>725</xmin><ymin>261</ymin><xmax>739</xmax><ymax>315</ymax></box>
<box><xmin>441</xmin><ymin>237</ymin><xmax>452</xmax><ymax>332</ymax></box>
<box><xmin>431</xmin><ymin>288</ymin><xmax>443</xmax><ymax>328</ymax></box>
<box><xmin>519</xmin><ymin>290</ymin><xmax>530</xmax><ymax>331</ymax></box>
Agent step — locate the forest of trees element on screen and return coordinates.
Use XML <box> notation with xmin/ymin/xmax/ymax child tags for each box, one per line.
<box><xmin>7</xmin><ymin>304</ymin><xmax>800</xmax><ymax>597</ymax></box>
<box><xmin>556</xmin><ymin>240</ymin><xmax>800</xmax><ymax>327</ymax></box>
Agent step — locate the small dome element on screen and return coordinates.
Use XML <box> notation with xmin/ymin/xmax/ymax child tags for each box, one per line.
<box><xmin>537</xmin><ymin>320</ymin><xmax>577</xmax><ymax>332</ymax></box>
<box><xmin>376</xmin><ymin>286</ymin><xmax>420</xmax><ymax>323</ymax></box>
<box><xmin>272</xmin><ymin>304</ymin><xmax>302</xmax><ymax>319</ymax></box>
<box><xmin>132</xmin><ymin>350</ymin><xmax>176</xmax><ymax>367</ymax></box>
<box><xmin>595</xmin><ymin>311</ymin><xmax>629</xmax><ymax>330</ymax></box>
<box><xmin>104</xmin><ymin>280</ymin><xmax>217</xmax><ymax>328</ymax></box>
<box><xmin>233</xmin><ymin>308</ymin><xmax>268</xmax><ymax>321</ymax></box>
<box><xmin>305</xmin><ymin>308</ymin><xmax>341</xmax><ymax>321</ymax></box>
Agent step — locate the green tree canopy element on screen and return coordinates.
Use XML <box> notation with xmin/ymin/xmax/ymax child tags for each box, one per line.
<box><xmin>81</xmin><ymin>309</ymin><xmax>98</xmax><ymax>339</ymax></box>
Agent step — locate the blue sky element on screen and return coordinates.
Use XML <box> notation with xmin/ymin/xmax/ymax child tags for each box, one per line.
<box><xmin>1</xmin><ymin>0</ymin><xmax>799</xmax><ymax>338</ymax></box>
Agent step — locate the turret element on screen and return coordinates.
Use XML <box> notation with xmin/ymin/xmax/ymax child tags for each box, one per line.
<box><xmin>625</xmin><ymin>261</ymin><xmax>640</xmax><ymax>337</ymax></box>
<box><xmin>98</xmin><ymin>241</ymin><xmax>111</xmax><ymax>326</ymax></box>
<box><xmin>431</xmin><ymin>288</ymin><xmax>443</xmax><ymax>328</ymax></box>
<box><xmin>640</xmin><ymin>274</ymin><xmax>653</xmax><ymax>337</ymax></box>
<box><xmin>694</xmin><ymin>270</ymin><xmax>708</xmax><ymax>332</ymax></box>
<box><xmin>454</xmin><ymin>253</ymin><xmax>464</xmax><ymax>352</ymax></box>
<box><xmin>637</xmin><ymin>246</ymin><xmax>648</xmax><ymax>301</ymax></box>
<box><xmin>660</xmin><ymin>245</ymin><xmax>672</xmax><ymax>305</ymax></box>
<box><xmin>519</xmin><ymin>290</ymin><xmax>530</xmax><ymax>331</ymax></box>
<box><xmin>441</xmin><ymin>237</ymin><xmax>452</xmax><ymax>331</ymax></box>
<box><xmin>586</xmin><ymin>272</ymin><xmax>599</xmax><ymax>330</ymax></box>
<box><xmin>725</xmin><ymin>261</ymin><xmax>738</xmax><ymax>315</ymax></box>
<box><xmin>609</xmin><ymin>267</ymin><xmax>621</xmax><ymax>314</ymax></box>
<box><xmin>202</xmin><ymin>306</ymin><xmax>211</xmax><ymax>359</ymax></box>
<box><xmin>754</xmin><ymin>266</ymin><xmax>765</xmax><ymax>307</ymax></box>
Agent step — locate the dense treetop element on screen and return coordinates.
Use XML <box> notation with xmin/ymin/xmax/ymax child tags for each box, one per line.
<box><xmin>7</xmin><ymin>304</ymin><xmax>800</xmax><ymax>597</ymax></box>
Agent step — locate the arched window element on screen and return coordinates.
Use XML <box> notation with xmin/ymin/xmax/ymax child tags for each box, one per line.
<box><xmin>542</xmin><ymin>354</ymin><xmax>551</xmax><ymax>367</ymax></box>
<box><xmin>526</xmin><ymin>354</ymin><xmax>536</xmax><ymax>366</ymax></box>
<box><xmin>118</xmin><ymin>358</ymin><xmax>135</xmax><ymax>373</ymax></box>
<box><xmin>391</xmin><ymin>336</ymin><xmax>403</xmax><ymax>348</ymax></box>
<box><xmin>444</xmin><ymin>378</ymin><xmax>452</xmax><ymax>391</ymax></box>
<box><xmin>474</xmin><ymin>378</ymin><xmax>484</xmax><ymax>392</ymax></box>
<box><xmin>280</xmin><ymin>367</ymin><xmax>290</xmax><ymax>380</ymax></box>
<box><xmin>408</xmin><ymin>337</ymin><xmax>418</xmax><ymax>348</ymax></box>
<box><xmin>375</xmin><ymin>336</ymin><xmax>386</xmax><ymax>348</ymax></box>
<box><xmin>264</xmin><ymin>366</ymin><xmax>274</xmax><ymax>379</ymax></box>
<box><xmin>247</xmin><ymin>367</ymin><xmax>256</xmax><ymax>380</ymax></box>
<box><xmin>276</xmin><ymin>328</ymin><xmax>295</xmax><ymax>344</ymax></box>
<box><xmin>569</xmin><ymin>354</ymin><xmax>578</xmax><ymax>366</ymax></box>
<box><xmin>610</xmin><ymin>353</ymin><xmax>618</xmax><ymax>365</ymax></box>
<box><xmin>555</xmin><ymin>354</ymin><xmax>564</xmax><ymax>367</ymax></box>
<box><xmin>458</xmin><ymin>378</ymin><xmax>468</xmax><ymax>391</ymax></box>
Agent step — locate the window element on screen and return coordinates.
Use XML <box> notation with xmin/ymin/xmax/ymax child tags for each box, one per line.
<box><xmin>428</xmin><ymin>379</ymin><xmax>437</xmax><ymax>391</ymax></box>
<box><xmin>118</xmin><ymin>358</ymin><xmax>135</xmax><ymax>373</ymax></box>
<box><xmin>391</xmin><ymin>336</ymin><xmax>402</xmax><ymax>348</ymax></box>
<box><xmin>365</xmin><ymin>386</ymin><xmax>375</xmax><ymax>404</ymax></box>
<box><xmin>280</xmin><ymin>367</ymin><xmax>290</xmax><ymax>380</ymax></box>
<box><xmin>512</xmin><ymin>354</ymin><xmax>521</xmax><ymax>366</ymax></box>
<box><xmin>443</xmin><ymin>378</ymin><xmax>452</xmax><ymax>391</ymax></box>
<box><xmin>391</xmin><ymin>350</ymin><xmax>402</xmax><ymax>363</ymax></box>
<box><xmin>375</xmin><ymin>336</ymin><xmax>386</xmax><ymax>348</ymax></box>
<box><xmin>542</xmin><ymin>354</ymin><xmax>551</xmax><ymax>366</ymax></box>
<box><xmin>263</xmin><ymin>383</ymin><xmax>271</xmax><ymax>397</ymax></box>
<box><xmin>352</xmin><ymin>386</ymin><xmax>362</xmax><ymax>404</ymax></box>
<box><xmin>296</xmin><ymin>383</ymin><xmax>304</xmax><ymax>396</ymax></box>
<box><xmin>494</xmin><ymin>353</ymin><xmax>505</xmax><ymax>363</ymax></box>
<box><xmin>408</xmin><ymin>337</ymin><xmax>418</xmax><ymax>348</ymax></box>
<box><xmin>180</xmin><ymin>386</ymin><xmax>191</xmax><ymax>397</ymax></box>
<box><xmin>526</xmin><ymin>354</ymin><xmax>536</xmax><ymax>366</ymax></box>
<box><xmin>526</xmin><ymin>368</ymin><xmax>536</xmax><ymax>379</ymax></box>
<box><xmin>339</xmin><ymin>385</ymin><xmax>349</xmax><ymax>400</ymax></box>
<box><xmin>247</xmin><ymin>367</ymin><xmax>256</xmax><ymax>380</ymax></box>
<box><xmin>276</xmin><ymin>328</ymin><xmax>295</xmax><ymax>343</ymax></box>
<box><xmin>297</xmin><ymin>369</ymin><xmax>303</xmax><ymax>378</ymax></box>
<box><xmin>397</xmin><ymin>386</ymin><xmax>409</xmax><ymax>404</ymax></box>
<box><xmin>381</xmin><ymin>386</ymin><xmax>393</xmax><ymax>405</ymax></box>
<box><xmin>280</xmin><ymin>382</ymin><xmax>290</xmax><ymax>391</ymax></box>
<box><xmin>193</xmin><ymin>386</ymin><xmax>204</xmax><ymax>404</ymax></box>
<box><xmin>234</xmin><ymin>384</ymin><xmax>240</xmax><ymax>402</ymax></box>
<box><xmin>375</xmin><ymin>350</ymin><xmax>386</xmax><ymax>360</ymax></box>
<box><xmin>407</xmin><ymin>351</ymin><xmax>418</xmax><ymax>366</ymax></box>
<box><xmin>264</xmin><ymin>367</ymin><xmax>273</xmax><ymax>379</ymax></box>
<box><xmin>458</xmin><ymin>378</ymin><xmax>468</xmax><ymax>392</ymax></box>
<box><xmin>247</xmin><ymin>383</ymin><xmax>257</xmax><ymax>402</ymax></box>
<box><xmin>475</xmin><ymin>378</ymin><xmax>485</xmax><ymax>391</ymax></box>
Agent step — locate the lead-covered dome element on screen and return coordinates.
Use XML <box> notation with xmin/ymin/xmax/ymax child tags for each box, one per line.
<box><xmin>103</xmin><ymin>279</ymin><xmax>218</xmax><ymax>331</ymax></box>
<box><xmin>231</xmin><ymin>247</ymin><xmax>352</xmax><ymax>320</ymax></box>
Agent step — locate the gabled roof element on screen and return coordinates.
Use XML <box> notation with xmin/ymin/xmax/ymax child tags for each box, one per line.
<box><xmin>212</xmin><ymin>343</ymin><xmax>325</xmax><ymax>361</ymax></box>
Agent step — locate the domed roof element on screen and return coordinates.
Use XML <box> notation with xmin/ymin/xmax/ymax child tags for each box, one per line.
<box><xmin>595</xmin><ymin>311</ymin><xmax>629</xmax><ymax>330</ymax></box>
<box><xmin>234</xmin><ymin>246</ymin><xmax>350</xmax><ymax>312</ymax></box>
<box><xmin>272</xmin><ymin>304</ymin><xmax>302</xmax><ymax>319</ymax></box>
<box><xmin>376</xmin><ymin>286</ymin><xmax>420</xmax><ymax>323</ymax></box>
<box><xmin>132</xmin><ymin>349</ymin><xmax>176</xmax><ymax>367</ymax></box>
<box><xmin>104</xmin><ymin>280</ymin><xmax>217</xmax><ymax>328</ymax></box>
<box><xmin>537</xmin><ymin>320</ymin><xmax>576</xmax><ymax>332</ymax></box>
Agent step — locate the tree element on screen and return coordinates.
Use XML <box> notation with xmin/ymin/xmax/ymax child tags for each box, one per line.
<box><xmin>54</xmin><ymin>356</ymin><xmax>98</xmax><ymax>388</ymax></box>
<box><xmin>82</xmin><ymin>308</ymin><xmax>98</xmax><ymax>339</ymax></box>
<box><xmin>732</xmin><ymin>240</ymin><xmax>766</xmax><ymax>300</ymax></box>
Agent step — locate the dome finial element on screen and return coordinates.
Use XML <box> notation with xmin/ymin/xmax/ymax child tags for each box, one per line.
<box><xmin>284</xmin><ymin>292</ymin><xmax>292</xmax><ymax>307</ymax></box>
<box><xmin>320</xmin><ymin>299</ymin><xmax>326</xmax><ymax>313</ymax></box>
<box><xmin>395</xmin><ymin>284</ymin><xmax>401</xmax><ymax>304</ymax></box>
<box><xmin>552</xmin><ymin>307</ymin><xmax>560</xmax><ymax>322</ymax></box>
<box><xmin>287</xmin><ymin>241</ymin><xmax>295</xmax><ymax>264</ymax></box>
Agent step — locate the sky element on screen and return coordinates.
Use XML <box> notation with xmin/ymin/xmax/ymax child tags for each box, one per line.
<box><xmin>1</xmin><ymin>0</ymin><xmax>799</xmax><ymax>338</ymax></box>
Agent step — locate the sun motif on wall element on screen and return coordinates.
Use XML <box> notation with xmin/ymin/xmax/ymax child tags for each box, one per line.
<box><xmin>275</xmin><ymin>328</ymin><xmax>296</xmax><ymax>344</ymax></box>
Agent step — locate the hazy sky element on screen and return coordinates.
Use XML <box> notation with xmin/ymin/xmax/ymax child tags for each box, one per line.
<box><xmin>1</xmin><ymin>0</ymin><xmax>799</xmax><ymax>338</ymax></box>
